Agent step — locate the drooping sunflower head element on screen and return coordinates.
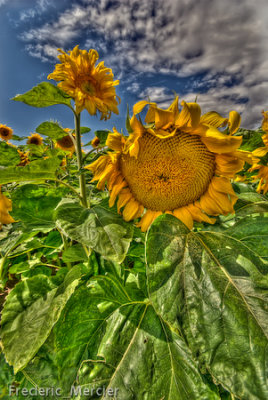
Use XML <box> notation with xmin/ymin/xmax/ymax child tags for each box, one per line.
<box><xmin>0</xmin><ymin>124</ymin><xmax>13</xmax><ymax>141</ymax></box>
<box><xmin>87</xmin><ymin>97</ymin><xmax>250</xmax><ymax>231</ymax></box>
<box><xmin>0</xmin><ymin>186</ymin><xmax>15</xmax><ymax>230</ymax></box>
<box><xmin>48</xmin><ymin>46</ymin><xmax>120</xmax><ymax>120</ymax></box>
<box><xmin>27</xmin><ymin>133</ymin><xmax>43</xmax><ymax>146</ymax></box>
<box><xmin>55</xmin><ymin>129</ymin><xmax>75</xmax><ymax>153</ymax></box>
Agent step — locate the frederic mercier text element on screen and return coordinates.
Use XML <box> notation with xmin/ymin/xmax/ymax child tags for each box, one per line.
<box><xmin>9</xmin><ymin>385</ymin><xmax>119</xmax><ymax>397</ymax></box>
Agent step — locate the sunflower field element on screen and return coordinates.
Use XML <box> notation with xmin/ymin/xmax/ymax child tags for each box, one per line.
<box><xmin>0</xmin><ymin>46</ymin><xmax>268</xmax><ymax>400</ymax></box>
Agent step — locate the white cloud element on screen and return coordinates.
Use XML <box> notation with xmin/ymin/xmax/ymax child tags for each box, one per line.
<box><xmin>0</xmin><ymin>0</ymin><xmax>7</xmax><ymax>6</ymax></box>
<box><xmin>19</xmin><ymin>0</ymin><xmax>52</xmax><ymax>21</ymax></box>
<box><xmin>19</xmin><ymin>0</ymin><xmax>268</xmax><ymax>127</ymax></box>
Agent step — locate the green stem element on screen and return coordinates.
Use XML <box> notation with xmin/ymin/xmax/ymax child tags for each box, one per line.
<box><xmin>74</xmin><ymin>112</ymin><xmax>88</xmax><ymax>208</ymax></box>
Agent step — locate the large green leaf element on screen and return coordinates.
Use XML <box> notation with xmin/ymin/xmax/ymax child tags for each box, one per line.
<box><xmin>20</xmin><ymin>268</ymin><xmax>219</xmax><ymax>399</ymax></box>
<box><xmin>54</xmin><ymin>199</ymin><xmax>134</xmax><ymax>263</ymax></box>
<box><xmin>36</xmin><ymin>121</ymin><xmax>69</xmax><ymax>140</ymax></box>
<box><xmin>0</xmin><ymin>158</ymin><xmax>61</xmax><ymax>184</ymax></box>
<box><xmin>0</xmin><ymin>142</ymin><xmax>20</xmax><ymax>167</ymax></box>
<box><xmin>12</xmin><ymin>82</ymin><xmax>72</xmax><ymax>108</ymax></box>
<box><xmin>11</xmin><ymin>184</ymin><xmax>67</xmax><ymax>232</ymax></box>
<box><xmin>146</xmin><ymin>214</ymin><xmax>268</xmax><ymax>400</ymax></box>
<box><xmin>1</xmin><ymin>266</ymin><xmax>83</xmax><ymax>374</ymax></box>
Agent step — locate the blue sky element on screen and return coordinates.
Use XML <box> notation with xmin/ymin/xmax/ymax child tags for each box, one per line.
<box><xmin>1</xmin><ymin>0</ymin><xmax>268</xmax><ymax>144</ymax></box>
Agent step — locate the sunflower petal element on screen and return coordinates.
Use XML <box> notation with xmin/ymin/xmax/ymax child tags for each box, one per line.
<box><xmin>200</xmin><ymin>111</ymin><xmax>228</xmax><ymax>128</ymax></box>
<box><xmin>228</xmin><ymin>111</ymin><xmax>241</xmax><ymax>135</ymax></box>
<box><xmin>201</xmin><ymin>127</ymin><xmax>242</xmax><ymax>153</ymax></box>
<box><xmin>175</xmin><ymin>101</ymin><xmax>201</xmax><ymax>129</ymax></box>
<box><xmin>137</xmin><ymin>210</ymin><xmax>162</xmax><ymax>232</ymax></box>
<box><xmin>173</xmin><ymin>207</ymin><xmax>193</xmax><ymax>229</ymax></box>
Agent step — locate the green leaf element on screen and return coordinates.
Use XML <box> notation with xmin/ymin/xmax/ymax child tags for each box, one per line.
<box><xmin>36</xmin><ymin>121</ymin><xmax>69</xmax><ymax>140</ymax></box>
<box><xmin>24</xmin><ymin>274</ymin><xmax>219</xmax><ymax>399</ymax></box>
<box><xmin>146</xmin><ymin>214</ymin><xmax>268</xmax><ymax>400</ymax></box>
<box><xmin>54</xmin><ymin>199</ymin><xmax>133</xmax><ymax>263</ymax></box>
<box><xmin>80</xmin><ymin>127</ymin><xmax>91</xmax><ymax>134</ymax></box>
<box><xmin>125</xmin><ymin>104</ymin><xmax>133</xmax><ymax>134</ymax></box>
<box><xmin>225</xmin><ymin>215</ymin><xmax>268</xmax><ymax>259</ymax></box>
<box><xmin>62</xmin><ymin>243</ymin><xmax>87</xmax><ymax>263</ymax></box>
<box><xmin>1</xmin><ymin>269</ymin><xmax>81</xmax><ymax>374</ymax></box>
<box><xmin>0</xmin><ymin>352</ymin><xmax>14</xmax><ymax>400</ymax></box>
<box><xmin>0</xmin><ymin>142</ymin><xmax>20</xmax><ymax>167</ymax></box>
<box><xmin>94</xmin><ymin>130</ymin><xmax>109</xmax><ymax>146</ymax></box>
<box><xmin>10</xmin><ymin>134</ymin><xmax>27</xmax><ymax>141</ymax></box>
<box><xmin>12</xmin><ymin>82</ymin><xmax>72</xmax><ymax>108</ymax></box>
<box><xmin>11</xmin><ymin>184</ymin><xmax>67</xmax><ymax>232</ymax></box>
<box><xmin>0</xmin><ymin>158</ymin><xmax>61</xmax><ymax>185</ymax></box>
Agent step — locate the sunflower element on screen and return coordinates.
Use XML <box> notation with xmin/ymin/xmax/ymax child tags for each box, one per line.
<box><xmin>17</xmin><ymin>149</ymin><xmax>30</xmax><ymax>166</ymax></box>
<box><xmin>248</xmin><ymin>111</ymin><xmax>268</xmax><ymax>194</ymax></box>
<box><xmin>0</xmin><ymin>186</ymin><xmax>15</xmax><ymax>230</ymax></box>
<box><xmin>91</xmin><ymin>136</ymin><xmax>100</xmax><ymax>148</ymax></box>
<box><xmin>87</xmin><ymin>97</ymin><xmax>250</xmax><ymax>231</ymax></box>
<box><xmin>0</xmin><ymin>124</ymin><xmax>13</xmax><ymax>141</ymax></box>
<box><xmin>55</xmin><ymin>129</ymin><xmax>75</xmax><ymax>153</ymax></box>
<box><xmin>27</xmin><ymin>133</ymin><xmax>43</xmax><ymax>146</ymax></box>
<box><xmin>48</xmin><ymin>46</ymin><xmax>120</xmax><ymax>120</ymax></box>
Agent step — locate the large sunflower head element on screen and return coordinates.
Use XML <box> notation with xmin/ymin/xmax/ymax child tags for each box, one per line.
<box><xmin>0</xmin><ymin>186</ymin><xmax>15</xmax><ymax>230</ymax></box>
<box><xmin>0</xmin><ymin>124</ymin><xmax>13</xmax><ymax>141</ymax></box>
<box><xmin>55</xmin><ymin>129</ymin><xmax>75</xmax><ymax>153</ymax></box>
<box><xmin>86</xmin><ymin>97</ymin><xmax>250</xmax><ymax>231</ymax></box>
<box><xmin>249</xmin><ymin>110</ymin><xmax>268</xmax><ymax>194</ymax></box>
<box><xmin>48</xmin><ymin>46</ymin><xmax>120</xmax><ymax>120</ymax></box>
<box><xmin>27</xmin><ymin>133</ymin><xmax>43</xmax><ymax>146</ymax></box>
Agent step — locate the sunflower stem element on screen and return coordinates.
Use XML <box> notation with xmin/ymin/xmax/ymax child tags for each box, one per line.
<box><xmin>74</xmin><ymin>112</ymin><xmax>88</xmax><ymax>208</ymax></box>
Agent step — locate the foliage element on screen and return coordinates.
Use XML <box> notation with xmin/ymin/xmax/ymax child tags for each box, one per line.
<box><xmin>0</xmin><ymin>78</ymin><xmax>267</xmax><ymax>400</ymax></box>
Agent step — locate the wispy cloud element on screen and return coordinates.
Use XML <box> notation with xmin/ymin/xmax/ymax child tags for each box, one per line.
<box><xmin>19</xmin><ymin>0</ymin><xmax>268</xmax><ymax>127</ymax></box>
<box><xmin>19</xmin><ymin>0</ymin><xmax>52</xmax><ymax>21</ymax></box>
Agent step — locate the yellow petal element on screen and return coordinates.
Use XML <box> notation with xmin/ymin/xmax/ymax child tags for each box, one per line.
<box><xmin>208</xmin><ymin>184</ymin><xmax>235</xmax><ymax>214</ymax></box>
<box><xmin>133</xmin><ymin>100</ymin><xmax>154</xmax><ymax>115</ymax></box>
<box><xmin>201</xmin><ymin>127</ymin><xmax>242</xmax><ymax>153</ymax></box>
<box><xmin>199</xmin><ymin>191</ymin><xmax>223</xmax><ymax>215</ymax></box>
<box><xmin>137</xmin><ymin>210</ymin><xmax>162</xmax><ymax>232</ymax></box>
<box><xmin>106</xmin><ymin>130</ymin><xmax>125</xmax><ymax>151</ymax></box>
<box><xmin>130</xmin><ymin>114</ymin><xmax>144</xmax><ymax>135</ymax></box>
<box><xmin>109</xmin><ymin>176</ymin><xmax>127</xmax><ymax>207</ymax></box>
<box><xmin>187</xmin><ymin>204</ymin><xmax>216</xmax><ymax>224</ymax></box>
<box><xmin>123</xmin><ymin>199</ymin><xmax>140</xmax><ymax>221</ymax></box>
<box><xmin>261</xmin><ymin>111</ymin><xmax>268</xmax><ymax>133</ymax></box>
<box><xmin>215</xmin><ymin>154</ymin><xmax>244</xmax><ymax>178</ymax></box>
<box><xmin>175</xmin><ymin>101</ymin><xmax>201</xmax><ymax>129</ymax></box>
<box><xmin>228</xmin><ymin>111</ymin><xmax>241</xmax><ymax>135</ymax></box>
<box><xmin>173</xmin><ymin>207</ymin><xmax>193</xmax><ymax>230</ymax></box>
<box><xmin>200</xmin><ymin>111</ymin><xmax>228</xmax><ymax>128</ymax></box>
<box><xmin>117</xmin><ymin>189</ymin><xmax>133</xmax><ymax>212</ymax></box>
<box><xmin>252</xmin><ymin>147</ymin><xmax>268</xmax><ymax>157</ymax></box>
<box><xmin>262</xmin><ymin>133</ymin><xmax>268</xmax><ymax>147</ymax></box>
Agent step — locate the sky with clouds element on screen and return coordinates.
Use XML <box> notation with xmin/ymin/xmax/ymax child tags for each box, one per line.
<box><xmin>1</xmin><ymin>0</ymin><xmax>268</xmax><ymax>141</ymax></box>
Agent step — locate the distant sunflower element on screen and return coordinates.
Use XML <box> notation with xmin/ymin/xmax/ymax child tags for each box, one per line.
<box><xmin>27</xmin><ymin>133</ymin><xmax>43</xmax><ymax>146</ymax></box>
<box><xmin>48</xmin><ymin>46</ymin><xmax>120</xmax><ymax>120</ymax></box>
<box><xmin>0</xmin><ymin>186</ymin><xmax>15</xmax><ymax>230</ymax></box>
<box><xmin>87</xmin><ymin>97</ymin><xmax>251</xmax><ymax>231</ymax></box>
<box><xmin>55</xmin><ymin>129</ymin><xmax>75</xmax><ymax>153</ymax></box>
<box><xmin>249</xmin><ymin>111</ymin><xmax>268</xmax><ymax>194</ymax></box>
<box><xmin>91</xmin><ymin>137</ymin><xmax>100</xmax><ymax>148</ymax></box>
<box><xmin>17</xmin><ymin>149</ymin><xmax>30</xmax><ymax>166</ymax></box>
<box><xmin>0</xmin><ymin>124</ymin><xmax>13</xmax><ymax>141</ymax></box>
